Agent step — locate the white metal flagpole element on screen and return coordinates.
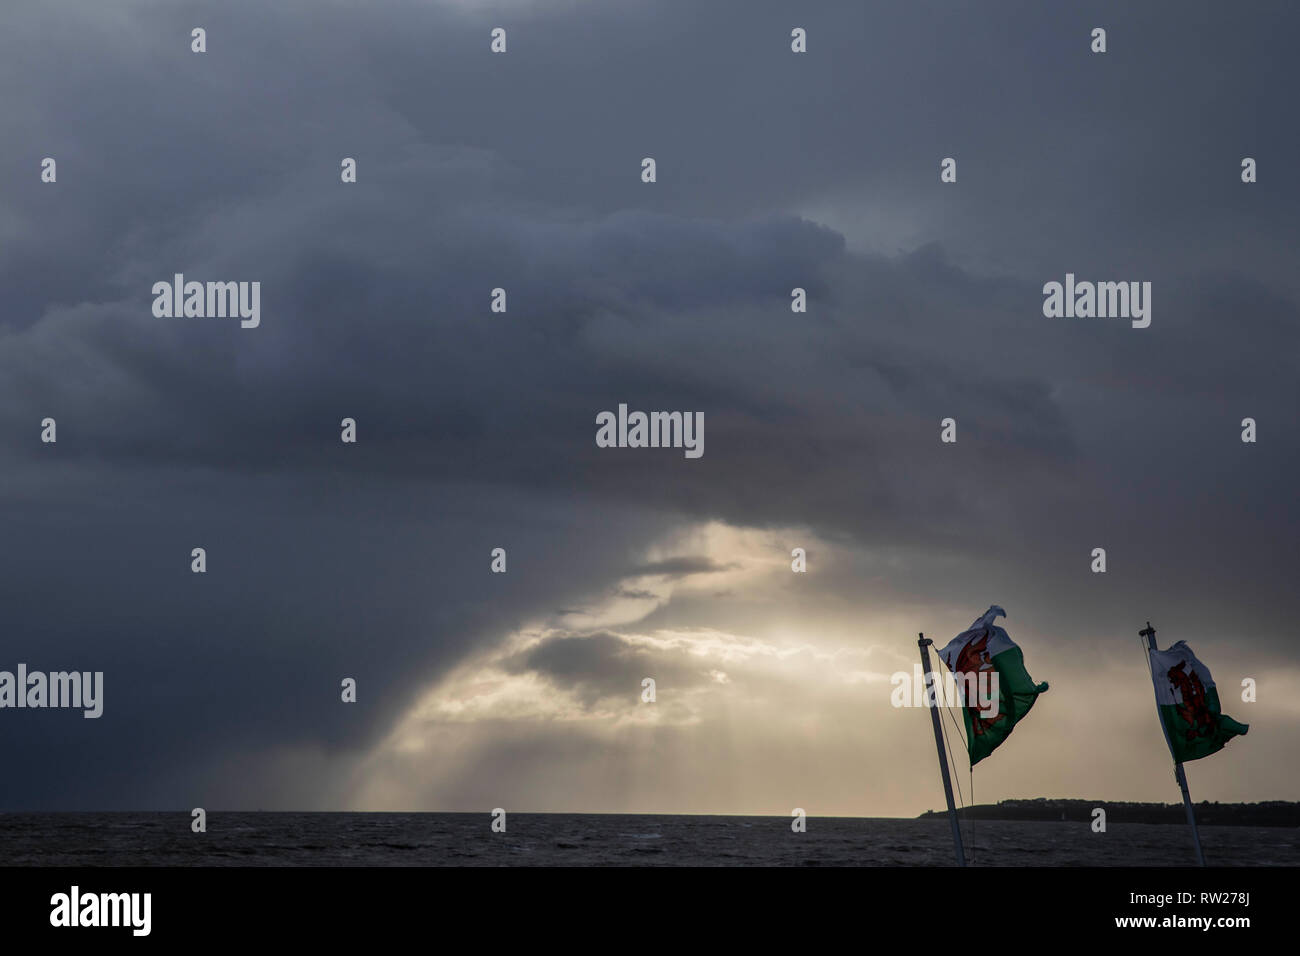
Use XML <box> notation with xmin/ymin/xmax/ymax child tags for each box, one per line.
<box><xmin>918</xmin><ymin>632</ymin><xmax>966</xmax><ymax>866</ymax></box>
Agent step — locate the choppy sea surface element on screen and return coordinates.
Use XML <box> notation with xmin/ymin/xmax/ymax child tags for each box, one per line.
<box><xmin>1</xmin><ymin>813</ymin><xmax>1295</xmax><ymax>866</ymax></box>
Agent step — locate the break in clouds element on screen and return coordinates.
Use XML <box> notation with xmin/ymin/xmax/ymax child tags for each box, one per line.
<box><xmin>1</xmin><ymin>0</ymin><xmax>1298</xmax><ymax>814</ymax></box>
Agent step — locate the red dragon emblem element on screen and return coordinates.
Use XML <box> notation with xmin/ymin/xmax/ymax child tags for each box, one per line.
<box><xmin>953</xmin><ymin>632</ymin><xmax>1003</xmax><ymax>737</ymax></box>
<box><xmin>1167</xmin><ymin>660</ymin><xmax>1214</xmax><ymax>742</ymax></box>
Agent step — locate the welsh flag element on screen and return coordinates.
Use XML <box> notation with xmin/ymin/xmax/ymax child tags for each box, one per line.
<box><xmin>1148</xmin><ymin>641</ymin><xmax>1249</xmax><ymax>763</ymax></box>
<box><xmin>938</xmin><ymin>606</ymin><xmax>1049</xmax><ymax>766</ymax></box>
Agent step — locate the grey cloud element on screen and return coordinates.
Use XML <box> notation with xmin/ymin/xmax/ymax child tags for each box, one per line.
<box><xmin>1</xmin><ymin>0</ymin><xmax>1297</xmax><ymax>811</ymax></box>
<box><xmin>627</xmin><ymin>557</ymin><xmax>734</xmax><ymax>579</ymax></box>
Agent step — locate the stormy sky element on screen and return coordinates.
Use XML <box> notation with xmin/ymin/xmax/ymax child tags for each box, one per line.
<box><xmin>2</xmin><ymin>0</ymin><xmax>1297</xmax><ymax>816</ymax></box>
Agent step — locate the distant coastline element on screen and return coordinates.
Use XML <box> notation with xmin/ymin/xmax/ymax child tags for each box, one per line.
<box><xmin>918</xmin><ymin>799</ymin><xmax>1300</xmax><ymax>827</ymax></box>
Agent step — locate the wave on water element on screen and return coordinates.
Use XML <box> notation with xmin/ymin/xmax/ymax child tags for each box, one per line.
<box><xmin>0</xmin><ymin>812</ymin><xmax>1295</xmax><ymax>866</ymax></box>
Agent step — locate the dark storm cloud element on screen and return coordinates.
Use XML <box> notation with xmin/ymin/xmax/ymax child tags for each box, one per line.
<box><xmin>1</xmin><ymin>0</ymin><xmax>1297</xmax><ymax>809</ymax></box>
<box><xmin>501</xmin><ymin>632</ymin><xmax>650</xmax><ymax>707</ymax></box>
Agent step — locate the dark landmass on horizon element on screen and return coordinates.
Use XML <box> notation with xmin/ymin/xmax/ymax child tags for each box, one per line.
<box><xmin>917</xmin><ymin>799</ymin><xmax>1300</xmax><ymax>827</ymax></box>
<box><xmin>6</xmin><ymin>803</ymin><xmax>1297</xmax><ymax>827</ymax></box>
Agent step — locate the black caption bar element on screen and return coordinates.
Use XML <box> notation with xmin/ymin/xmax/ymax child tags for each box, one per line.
<box><xmin>0</xmin><ymin>865</ymin><xmax>1283</xmax><ymax>943</ymax></box>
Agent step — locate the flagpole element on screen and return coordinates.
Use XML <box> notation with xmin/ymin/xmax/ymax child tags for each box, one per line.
<box><xmin>919</xmin><ymin>633</ymin><xmax>966</xmax><ymax>866</ymax></box>
<box><xmin>1141</xmin><ymin>621</ymin><xmax>1206</xmax><ymax>867</ymax></box>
